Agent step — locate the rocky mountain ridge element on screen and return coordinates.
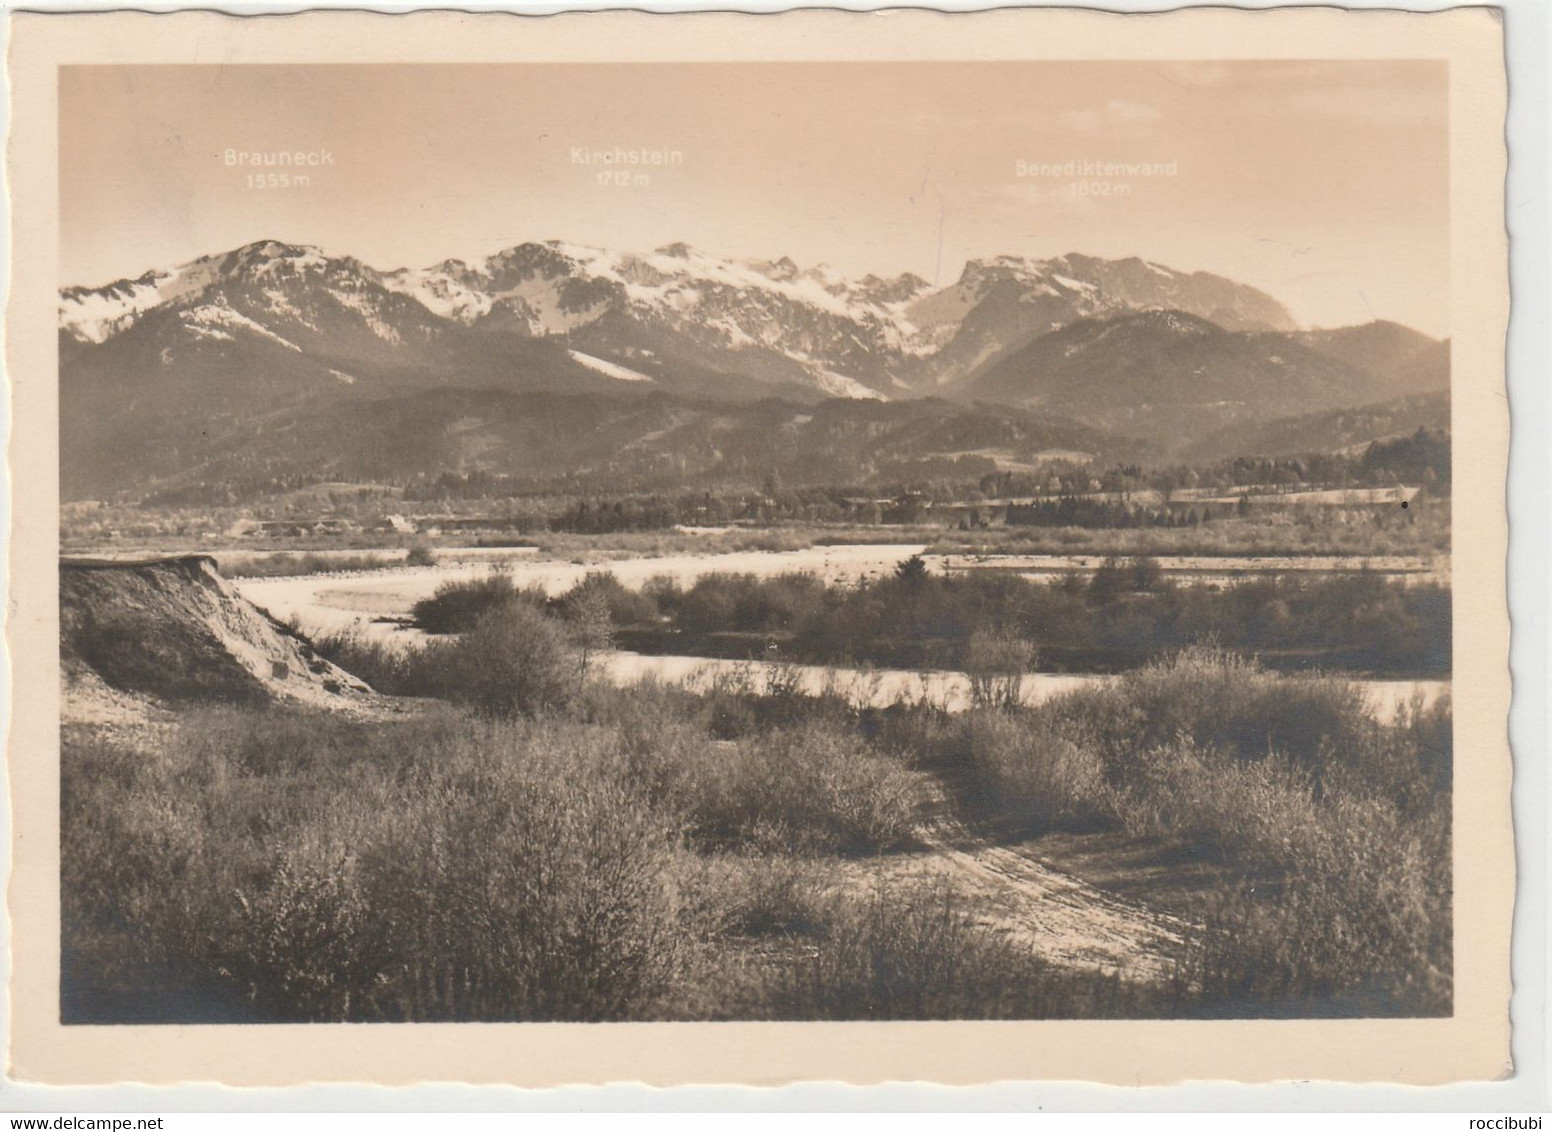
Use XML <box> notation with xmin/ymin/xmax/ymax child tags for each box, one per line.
<box><xmin>58</xmin><ymin>239</ymin><xmax>1449</xmax><ymax>499</ymax></box>
<box><xmin>61</xmin><ymin>239</ymin><xmax>1305</xmax><ymax>401</ymax></box>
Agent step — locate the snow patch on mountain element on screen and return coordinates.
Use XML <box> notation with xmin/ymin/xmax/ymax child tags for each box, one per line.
<box><xmin>246</xmin><ymin>245</ymin><xmax>328</xmax><ymax>278</ymax></box>
<box><xmin>811</xmin><ymin>369</ymin><xmax>887</xmax><ymax>400</ymax></box>
<box><xmin>784</xmin><ymin>354</ymin><xmax>885</xmax><ymax>400</ymax></box>
<box><xmin>380</xmin><ymin>264</ymin><xmax>493</xmax><ymax>323</ymax></box>
<box><xmin>710</xmin><ymin>318</ymin><xmax>757</xmax><ymax>348</ymax></box>
<box><xmin>258</xmin><ymin>288</ymin><xmax>322</xmax><ymax>332</ymax></box>
<box><xmin>180</xmin><ymin>302</ymin><xmax>302</xmax><ymax>352</ymax></box>
<box><xmin>330</xmin><ymin>290</ymin><xmax>404</xmax><ymax>344</ymax></box>
<box><xmin>1052</xmin><ymin>274</ymin><xmax>1097</xmax><ymax>293</ymax></box>
<box><xmin>486</xmin><ymin>275</ymin><xmax>610</xmax><ymax>335</ymax></box>
<box><xmin>555</xmin><ymin>241</ymin><xmax>866</xmax><ymax>320</ymax></box>
<box><xmin>567</xmin><ymin>350</ymin><xmax>653</xmax><ymax>383</ymax></box>
<box><xmin>60</xmin><ymin>260</ymin><xmax>221</xmax><ymax>343</ymax></box>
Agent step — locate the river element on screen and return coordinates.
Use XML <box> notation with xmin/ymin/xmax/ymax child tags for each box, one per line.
<box><xmin>593</xmin><ymin>651</ymin><xmax>1447</xmax><ymax>720</ymax></box>
<box><xmin>232</xmin><ymin>542</ymin><xmax>1448</xmax><ymax>720</ymax></box>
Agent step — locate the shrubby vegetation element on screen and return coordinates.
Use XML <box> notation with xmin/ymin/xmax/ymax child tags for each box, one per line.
<box><xmin>62</xmin><ymin>690</ymin><xmax>1037</xmax><ymax>1022</ymax></box>
<box><xmin>978</xmin><ymin>428</ymin><xmax>1450</xmax><ymax>499</ymax></box>
<box><xmin>65</xmin><ymin>619</ymin><xmax>1451</xmax><ymax>1022</ymax></box>
<box><xmin>61</xmin><ymin>490</ymin><xmax>1446</xmax><ymax>569</ymax></box>
<box><xmin>411</xmin><ymin>574</ymin><xmax>547</xmax><ymax>634</ymax></box>
<box><xmin>767</xmin><ymin>880</ymin><xmax>1152</xmax><ymax>1021</ymax></box>
<box><xmin>220</xmin><ymin>551</ymin><xmax>395</xmax><ymax>578</ymax></box>
<box><xmin>595</xmin><ymin>559</ymin><xmax>1449</xmax><ymax>676</ymax></box>
<box><xmin>333</xmin><ymin>559</ymin><xmax>1447</xmax><ymax>729</ymax></box>
<box><xmin>315</xmin><ymin>603</ymin><xmax>579</xmax><ymax>718</ymax></box>
<box><xmin>63</xmin><ymin>709</ymin><xmax>694</xmax><ymax>1021</ymax></box>
<box><xmin>917</xmin><ymin>648</ymin><xmax>1452</xmax><ymax>1013</ymax></box>
<box><xmin>929</xmin><ymin>500</ymin><xmax>1449</xmax><ymax>560</ymax></box>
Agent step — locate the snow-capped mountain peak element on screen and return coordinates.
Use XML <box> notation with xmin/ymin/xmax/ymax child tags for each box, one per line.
<box><xmin>60</xmin><ymin>258</ymin><xmax>223</xmax><ymax>344</ymax></box>
<box><xmin>60</xmin><ymin>239</ymin><xmax>351</xmax><ymax>344</ymax></box>
<box><xmin>61</xmin><ymin>239</ymin><xmax>1303</xmax><ymax>404</ymax></box>
<box><xmin>223</xmin><ymin>239</ymin><xmax>330</xmax><ymax>275</ymax></box>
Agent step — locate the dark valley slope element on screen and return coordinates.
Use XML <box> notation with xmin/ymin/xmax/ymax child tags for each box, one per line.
<box><xmin>963</xmin><ymin>310</ymin><xmax>1410</xmax><ymax>449</ymax></box>
<box><xmin>66</xmin><ymin>388</ymin><xmax>1140</xmax><ymax>504</ymax></box>
<box><xmin>1292</xmin><ymin>321</ymin><xmax>1450</xmax><ymax>399</ymax></box>
<box><xmin>1181</xmin><ymin>391</ymin><xmax>1450</xmax><ymax>464</ymax></box>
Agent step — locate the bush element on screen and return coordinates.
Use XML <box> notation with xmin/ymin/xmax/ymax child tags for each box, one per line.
<box><xmin>412</xmin><ymin>573</ymin><xmax>544</xmax><ymax>634</ymax></box>
<box><xmin>341</xmin><ymin>724</ymin><xmax>691</xmax><ymax>1021</ymax></box>
<box><xmin>1106</xmin><ymin>739</ymin><xmax>1324</xmax><ymax>866</ymax></box>
<box><xmin>964</xmin><ymin>625</ymin><xmax>1035</xmax><ymax>711</ymax></box>
<box><xmin>652</xmin><ymin>563</ymin><xmax>1450</xmax><ymax>675</ymax></box>
<box><xmin>687</xmin><ymin>853</ymin><xmax>832</xmax><ymax>940</ymax></box>
<box><xmin>1027</xmin><ymin>650</ymin><xmax>1453</xmax><ymax>1014</ymax></box>
<box><xmin>774</xmin><ymin>880</ymin><xmax>1153</xmax><ymax>1020</ymax></box>
<box><xmin>640</xmin><ymin>574</ymin><xmax>684</xmax><ymax>617</ymax></box>
<box><xmin>64</xmin><ymin>628</ymin><xmax>1451</xmax><ymax>1023</ymax></box>
<box><xmin>221</xmin><ymin>552</ymin><xmax>392</xmax><ymax>579</ymax></box>
<box><xmin>586</xmin><ymin>679</ymin><xmax>918</xmax><ymax>856</ymax></box>
<box><xmin>701</xmin><ymin>666</ymin><xmax>761</xmax><ymax>740</ymax></box>
<box><xmin>63</xmin><ymin>708</ymin><xmax>697</xmax><ymax>1022</ymax></box>
<box><xmin>1182</xmin><ymin>792</ymin><xmax>1451</xmax><ymax>1015</ymax></box>
<box><xmin>433</xmin><ymin>602</ymin><xmax>580</xmax><ymax>718</ymax></box>
<box><xmin>560</xmin><ymin>571</ymin><xmax>658</xmax><ymax>628</ymax></box>
<box><xmin>961</xmin><ymin>709</ymin><xmax>1111</xmax><ymax>833</ymax></box>
<box><xmin>1061</xmin><ymin>647</ymin><xmax>1372</xmax><ymax>786</ymax></box>
<box><xmin>322</xmin><ymin>603</ymin><xmax>583</xmax><ymax>716</ymax></box>
<box><xmin>676</xmin><ymin>572</ymin><xmax>828</xmax><ymax>635</ymax></box>
<box><xmin>681</xmin><ymin>721</ymin><xmax>920</xmax><ymax>855</ymax></box>
<box><xmin>310</xmin><ymin>629</ymin><xmax>421</xmax><ymax>696</ymax></box>
<box><xmin>923</xmin><ymin>648</ymin><xmax>1452</xmax><ymax>1015</ymax></box>
<box><xmin>688</xmin><ymin>662</ymin><xmax>855</xmax><ymax>739</ymax></box>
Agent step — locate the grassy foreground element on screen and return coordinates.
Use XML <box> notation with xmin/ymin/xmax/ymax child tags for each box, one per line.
<box><xmin>62</xmin><ymin>621</ymin><xmax>1451</xmax><ymax>1022</ymax></box>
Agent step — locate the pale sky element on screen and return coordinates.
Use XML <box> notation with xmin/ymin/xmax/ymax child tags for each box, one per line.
<box><xmin>61</xmin><ymin>61</ymin><xmax>1449</xmax><ymax>335</ymax></box>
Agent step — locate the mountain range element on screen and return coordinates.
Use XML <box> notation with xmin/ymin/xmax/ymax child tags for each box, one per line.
<box><xmin>59</xmin><ymin>239</ymin><xmax>1450</xmax><ymax>500</ymax></box>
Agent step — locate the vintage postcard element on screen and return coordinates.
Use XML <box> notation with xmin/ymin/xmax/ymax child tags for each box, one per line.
<box><xmin>6</xmin><ymin>6</ymin><xmax>1511</xmax><ymax>1087</ymax></box>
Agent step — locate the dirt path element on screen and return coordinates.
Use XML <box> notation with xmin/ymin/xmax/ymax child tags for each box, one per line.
<box><xmin>890</xmin><ymin>776</ymin><xmax>1197</xmax><ymax>985</ymax></box>
<box><xmin>914</xmin><ymin>822</ymin><xmax>1194</xmax><ymax>984</ymax></box>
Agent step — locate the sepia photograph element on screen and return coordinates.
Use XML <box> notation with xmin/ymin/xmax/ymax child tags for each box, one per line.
<box><xmin>5</xmin><ymin>4</ymin><xmax>1517</xmax><ymax>1090</ymax></box>
<box><xmin>52</xmin><ymin>54</ymin><xmax>1461</xmax><ymax>1026</ymax></box>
